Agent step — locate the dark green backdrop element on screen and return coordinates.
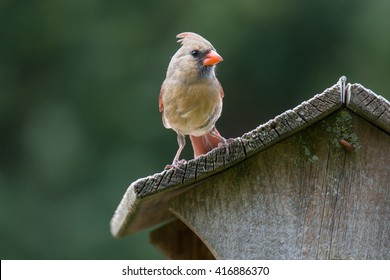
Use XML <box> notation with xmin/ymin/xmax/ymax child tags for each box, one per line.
<box><xmin>1</xmin><ymin>0</ymin><xmax>389</xmax><ymax>259</ymax></box>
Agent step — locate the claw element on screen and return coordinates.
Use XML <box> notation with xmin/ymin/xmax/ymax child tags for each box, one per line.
<box><xmin>165</xmin><ymin>159</ymin><xmax>187</xmax><ymax>171</ymax></box>
<box><xmin>218</xmin><ymin>137</ymin><xmax>234</xmax><ymax>156</ymax></box>
<box><xmin>165</xmin><ymin>134</ymin><xmax>187</xmax><ymax>170</ymax></box>
<box><xmin>209</xmin><ymin>127</ymin><xmax>232</xmax><ymax>156</ymax></box>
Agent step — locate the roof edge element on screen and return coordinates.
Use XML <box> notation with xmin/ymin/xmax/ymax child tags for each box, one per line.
<box><xmin>110</xmin><ymin>77</ymin><xmax>351</xmax><ymax>235</ymax></box>
<box><xmin>347</xmin><ymin>83</ymin><xmax>390</xmax><ymax>134</ymax></box>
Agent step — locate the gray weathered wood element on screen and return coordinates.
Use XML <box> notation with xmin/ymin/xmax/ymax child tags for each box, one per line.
<box><xmin>111</xmin><ymin>77</ymin><xmax>389</xmax><ymax>260</ymax></box>
<box><xmin>110</xmin><ymin>79</ymin><xmax>346</xmax><ymax>237</ymax></box>
<box><xmin>170</xmin><ymin>109</ymin><xmax>390</xmax><ymax>259</ymax></box>
<box><xmin>347</xmin><ymin>83</ymin><xmax>390</xmax><ymax>133</ymax></box>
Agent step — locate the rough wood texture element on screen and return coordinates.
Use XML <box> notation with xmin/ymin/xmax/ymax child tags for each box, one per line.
<box><xmin>347</xmin><ymin>83</ymin><xmax>390</xmax><ymax>133</ymax></box>
<box><xmin>110</xmin><ymin>77</ymin><xmax>390</xmax><ymax>260</ymax></box>
<box><xmin>111</xmin><ymin>78</ymin><xmax>346</xmax><ymax>237</ymax></box>
<box><xmin>170</xmin><ymin>109</ymin><xmax>390</xmax><ymax>259</ymax></box>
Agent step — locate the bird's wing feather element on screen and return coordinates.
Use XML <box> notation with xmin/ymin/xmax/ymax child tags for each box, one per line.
<box><xmin>159</xmin><ymin>83</ymin><xmax>170</xmax><ymax>128</ymax></box>
<box><xmin>159</xmin><ymin>84</ymin><xmax>164</xmax><ymax>113</ymax></box>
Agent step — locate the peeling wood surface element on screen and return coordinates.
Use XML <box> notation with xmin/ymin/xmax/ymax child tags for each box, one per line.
<box><xmin>110</xmin><ymin>79</ymin><xmax>390</xmax><ymax>245</ymax></box>
<box><xmin>170</xmin><ymin>110</ymin><xmax>390</xmax><ymax>259</ymax></box>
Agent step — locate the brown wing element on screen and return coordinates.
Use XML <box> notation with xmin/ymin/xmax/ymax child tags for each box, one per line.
<box><xmin>159</xmin><ymin>83</ymin><xmax>169</xmax><ymax>128</ymax></box>
<box><xmin>159</xmin><ymin>83</ymin><xmax>164</xmax><ymax>113</ymax></box>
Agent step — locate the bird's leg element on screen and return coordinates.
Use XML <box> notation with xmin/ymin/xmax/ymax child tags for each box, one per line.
<box><xmin>210</xmin><ymin>127</ymin><xmax>232</xmax><ymax>156</ymax></box>
<box><xmin>173</xmin><ymin>133</ymin><xmax>187</xmax><ymax>164</ymax></box>
<box><xmin>165</xmin><ymin>133</ymin><xmax>187</xmax><ymax>170</ymax></box>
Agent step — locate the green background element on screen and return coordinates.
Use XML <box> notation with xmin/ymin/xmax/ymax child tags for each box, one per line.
<box><xmin>1</xmin><ymin>0</ymin><xmax>389</xmax><ymax>259</ymax></box>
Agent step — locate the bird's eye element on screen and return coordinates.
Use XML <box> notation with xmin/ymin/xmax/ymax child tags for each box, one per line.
<box><xmin>191</xmin><ymin>50</ymin><xmax>200</xmax><ymax>57</ymax></box>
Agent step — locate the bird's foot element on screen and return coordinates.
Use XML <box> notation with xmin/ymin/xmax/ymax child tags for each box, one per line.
<box><xmin>165</xmin><ymin>159</ymin><xmax>187</xmax><ymax>171</ymax></box>
<box><xmin>218</xmin><ymin>137</ymin><xmax>234</xmax><ymax>156</ymax></box>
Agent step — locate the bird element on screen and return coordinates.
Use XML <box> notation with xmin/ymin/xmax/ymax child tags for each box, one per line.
<box><xmin>159</xmin><ymin>32</ymin><xmax>226</xmax><ymax>168</ymax></box>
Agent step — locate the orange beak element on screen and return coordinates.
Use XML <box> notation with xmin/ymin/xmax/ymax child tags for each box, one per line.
<box><xmin>202</xmin><ymin>50</ymin><xmax>223</xmax><ymax>66</ymax></box>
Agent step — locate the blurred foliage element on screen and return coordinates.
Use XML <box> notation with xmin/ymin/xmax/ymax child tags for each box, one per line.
<box><xmin>0</xmin><ymin>0</ymin><xmax>389</xmax><ymax>259</ymax></box>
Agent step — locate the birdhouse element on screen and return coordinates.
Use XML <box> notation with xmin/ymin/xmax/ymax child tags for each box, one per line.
<box><xmin>110</xmin><ymin>77</ymin><xmax>390</xmax><ymax>259</ymax></box>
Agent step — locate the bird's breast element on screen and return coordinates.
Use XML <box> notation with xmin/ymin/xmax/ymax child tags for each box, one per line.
<box><xmin>162</xmin><ymin>80</ymin><xmax>222</xmax><ymax>136</ymax></box>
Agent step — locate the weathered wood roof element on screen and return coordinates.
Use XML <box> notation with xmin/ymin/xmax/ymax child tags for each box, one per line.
<box><xmin>110</xmin><ymin>77</ymin><xmax>390</xmax><ymax>238</ymax></box>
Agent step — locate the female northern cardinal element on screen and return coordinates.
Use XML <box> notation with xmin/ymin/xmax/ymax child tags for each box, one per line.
<box><xmin>159</xmin><ymin>32</ymin><xmax>226</xmax><ymax>168</ymax></box>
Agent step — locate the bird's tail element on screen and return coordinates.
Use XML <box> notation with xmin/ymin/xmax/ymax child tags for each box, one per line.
<box><xmin>190</xmin><ymin>127</ymin><xmax>223</xmax><ymax>158</ymax></box>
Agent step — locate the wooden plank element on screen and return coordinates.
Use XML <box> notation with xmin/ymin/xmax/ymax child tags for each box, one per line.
<box><xmin>347</xmin><ymin>83</ymin><xmax>390</xmax><ymax>133</ymax></box>
<box><xmin>110</xmin><ymin>79</ymin><xmax>342</xmax><ymax>236</ymax></box>
<box><xmin>110</xmin><ymin>78</ymin><xmax>390</xmax><ymax>238</ymax></box>
<box><xmin>170</xmin><ymin>110</ymin><xmax>390</xmax><ymax>259</ymax></box>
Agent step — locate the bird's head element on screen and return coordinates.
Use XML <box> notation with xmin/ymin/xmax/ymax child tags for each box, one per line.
<box><xmin>166</xmin><ymin>32</ymin><xmax>223</xmax><ymax>81</ymax></box>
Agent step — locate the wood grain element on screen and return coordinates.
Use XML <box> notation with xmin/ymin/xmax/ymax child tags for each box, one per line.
<box><xmin>110</xmin><ymin>77</ymin><xmax>389</xmax><ymax>260</ymax></box>
<box><xmin>111</xmin><ymin>80</ymin><xmax>345</xmax><ymax>237</ymax></box>
<box><xmin>347</xmin><ymin>83</ymin><xmax>390</xmax><ymax>133</ymax></box>
<box><xmin>170</xmin><ymin>110</ymin><xmax>390</xmax><ymax>259</ymax></box>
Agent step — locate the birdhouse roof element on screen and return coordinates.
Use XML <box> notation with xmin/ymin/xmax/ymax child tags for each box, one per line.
<box><xmin>110</xmin><ymin>77</ymin><xmax>390</xmax><ymax>238</ymax></box>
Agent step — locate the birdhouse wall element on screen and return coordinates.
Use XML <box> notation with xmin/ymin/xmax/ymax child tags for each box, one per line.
<box><xmin>168</xmin><ymin>109</ymin><xmax>390</xmax><ymax>259</ymax></box>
